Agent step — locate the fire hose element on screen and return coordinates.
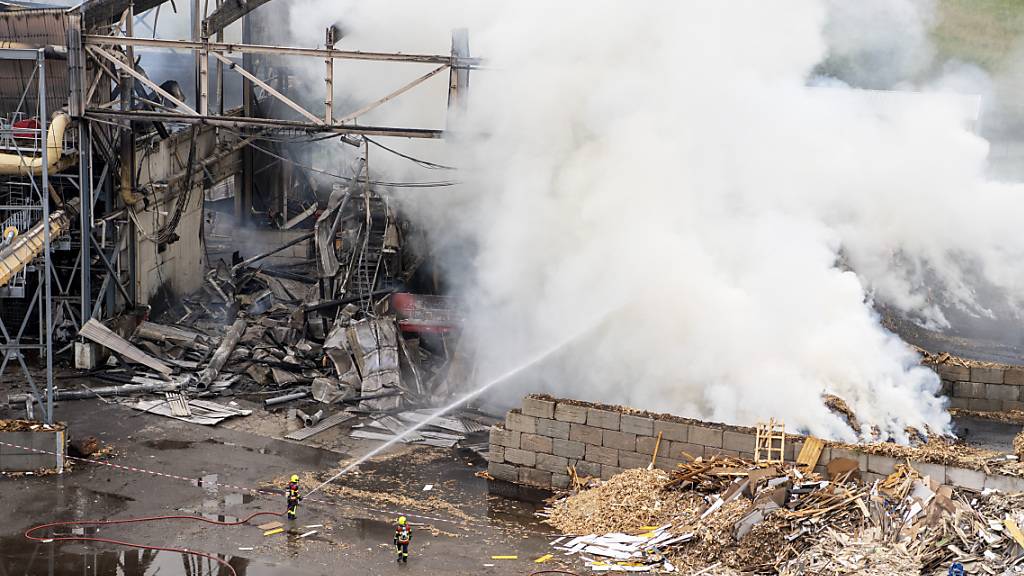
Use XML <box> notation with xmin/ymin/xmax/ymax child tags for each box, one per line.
<box><xmin>25</xmin><ymin>510</ymin><xmax>284</xmax><ymax>576</ymax></box>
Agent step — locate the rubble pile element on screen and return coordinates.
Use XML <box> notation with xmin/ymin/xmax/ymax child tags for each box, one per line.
<box><xmin>52</xmin><ymin>183</ymin><xmax>486</xmax><ymax>449</ymax></box>
<box><xmin>540</xmin><ymin>453</ymin><xmax>1024</xmax><ymax>574</ymax></box>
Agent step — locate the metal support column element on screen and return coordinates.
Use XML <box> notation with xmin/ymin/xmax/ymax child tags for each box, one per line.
<box><xmin>38</xmin><ymin>49</ymin><xmax>54</xmax><ymax>424</ymax></box>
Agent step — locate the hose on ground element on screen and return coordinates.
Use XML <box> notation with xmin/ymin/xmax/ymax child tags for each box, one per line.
<box><xmin>25</xmin><ymin>510</ymin><xmax>284</xmax><ymax>576</ymax></box>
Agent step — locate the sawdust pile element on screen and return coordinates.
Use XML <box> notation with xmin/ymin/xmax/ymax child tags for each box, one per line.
<box><xmin>545</xmin><ymin>468</ymin><xmax>702</xmax><ymax>534</ymax></box>
<box><xmin>0</xmin><ymin>419</ymin><xmax>65</xmax><ymax>432</ymax></box>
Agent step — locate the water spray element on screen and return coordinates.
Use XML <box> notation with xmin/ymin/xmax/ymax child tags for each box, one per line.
<box><xmin>305</xmin><ymin>307</ymin><xmax>619</xmax><ymax>499</ymax></box>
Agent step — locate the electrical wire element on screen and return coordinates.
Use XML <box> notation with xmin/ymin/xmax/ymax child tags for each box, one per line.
<box><xmin>245</xmin><ymin>140</ymin><xmax>460</xmax><ymax>188</ymax></box>
<box><xmin>364</xmin><ymin>136</ymin><xmax>457</xmax><ymax>170</ymax></box>
<box><xmin>25</xmin><ymin>510</ymin><xmax>284</xmax><ymax>576</ymax></box>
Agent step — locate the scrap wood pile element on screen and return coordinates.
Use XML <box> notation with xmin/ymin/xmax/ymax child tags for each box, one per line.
<box><xmin>540</xmin><ymin>454</ymin><xmax>1024</xmax><ymax>574</ymax></box>
<box><xmin>831</xmin><ymin>436</ymin><xmax>1024</xmax><ymax>478</ymax></box>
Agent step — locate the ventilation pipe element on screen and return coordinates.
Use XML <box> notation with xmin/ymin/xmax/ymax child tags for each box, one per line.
<box><xmin>0</xmin><ymin>112</ymin><xmax>71</xmax><ymax>176</ymax></box>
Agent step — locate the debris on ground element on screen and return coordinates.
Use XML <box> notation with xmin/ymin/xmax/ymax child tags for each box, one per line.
<box><xmin>539</xmin><ymin>454</ymin><xmax>1024</xmax><ymax>574</ymax></box>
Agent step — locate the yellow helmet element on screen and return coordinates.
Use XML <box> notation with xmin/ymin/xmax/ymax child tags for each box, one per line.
<box><xmin>290</xmin><ymin>474</ymin><xmax>299</xmax><ymax>483</ymax></box>
<box><xmin>398</xmin><ymin>516</ymin><xmax>407</xmax><ymax>525</ymax></box>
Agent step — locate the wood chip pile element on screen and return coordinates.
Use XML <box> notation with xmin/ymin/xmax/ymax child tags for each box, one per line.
<box><xmin>540</xmin><ymin>454</ymin><xmax>1024</xmax><ymax>574</ymax></box>
<box><xmin>0</xmin><ymin>419</ymin><xmax>64</xmax><ymax>432</ymax></box>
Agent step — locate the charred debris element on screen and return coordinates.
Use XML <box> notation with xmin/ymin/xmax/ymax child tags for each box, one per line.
<box><xmin>45</xmin><ymin>180</ymin><xmax>492</xmax><ymax>450</ymax></box>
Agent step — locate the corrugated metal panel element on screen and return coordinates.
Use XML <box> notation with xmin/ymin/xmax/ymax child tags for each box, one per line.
<box><xmin>0</xmin><ymin>9</ymin><xmax>69</xmax><ymax>117</ymax></box>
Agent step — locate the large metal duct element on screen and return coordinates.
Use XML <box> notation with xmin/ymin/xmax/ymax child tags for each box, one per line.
<box><xmin>0</xmin><ymin>197</ymin><xmax>79</xmax><ymax>286</ymax></box>
<box><xmin>0</xmin><ymin>112</ymin><xmax>71</xmax><ymax>176</ymax></box>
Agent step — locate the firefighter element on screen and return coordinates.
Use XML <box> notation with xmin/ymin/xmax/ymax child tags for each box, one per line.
<box><xmin>394</xmin><ymin>516</ymin><xmax>412</xmax><ymax>563</ymax></box>
<box><xmin>286</xmin><ymin>474</ymin><xmax>302</xmax><ymax>520</ymax></box>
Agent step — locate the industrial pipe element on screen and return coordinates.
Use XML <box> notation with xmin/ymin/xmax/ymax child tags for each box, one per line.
<box><xmin>0</xmin><ymin>112</ymin><xmax>71</xmax><ymax>176</ymax></box>
<box><xmin>7</xmin><ymin>381</ymin><xmax>178</xmax><ymax>404</ymax></box>
<box><xmin>263</xmin><ymin>390</ymin><xmax>309</xmax><ymax>408</ymax></box>
<box><xmin>0</xmin><ymin>197</ymin><xmax>79</xmax><ymax>286</ymax></box>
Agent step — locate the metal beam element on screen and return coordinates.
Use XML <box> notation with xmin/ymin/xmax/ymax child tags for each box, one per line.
<box><xmin>202</xmin><ymin>0</ymin><xmax>273</xmax><ymax>36</ymax></box>
<box><xmin>84</xmin><ymin>109</ymin><xmax>445</xmax><ymax>138</ymax></box>
<box><xmin>83</xmin><ymin>35</ymin><xmax>484</xmax><ymax>66</ymax></box>
<box><xmin>335</xmin><ymin>64</ymin><xmax>448</xmax><ymax>125</ymax></box>
<box><xmin>87</xmin><ymin>46</ymin><xmax>199</xmax><ymax>115</ymax></box>
<box><xmin>211</xmin><ymin>51</ymin><xmax>324</xmax><ymax>125</ymax></box>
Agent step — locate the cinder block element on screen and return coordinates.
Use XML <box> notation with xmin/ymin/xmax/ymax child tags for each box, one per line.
<box><xmin>506</xmin><ymin>411</ymin><xmax>537</xmax><ymax>434</ymax></box>
<box><xmin>653</xmin><ymin>420</ymin><xmax>688</xmax><ymax>442</ymax></box>
<box><xmin>704</xmin><ymin>446</ymin><xmax>739</xmax><ymax>459</ymax></box>
<box><xmin>521</xmin><ymin>433</ymin><xmax>553</xmax><ymax>454</ymax></box>
<box><xmin>603</xmin><ymin>430</ymin><xmax>637</xmax><ymax>451</ymax></box>
<box><xmin>536</xmin><ymin>452</ymin><xmax>569</xmax><ymax>474</ymax></box>
<box><xmin>600</xmin><ymin>465</ymin><xmax>624</xmax><ymax>480</ymax></box>
<box><xmin>948</xmin><ymin>397</ymin><xmax>970</xmax><ymax>409</ymax></box>
<box><xmin>522</xmin><ymin>396</ymin><xmax>556</xmax><ymax>419</ymax></box>
<box><xmin>554</xmin><ymin>402</ymin><xmax>588</xmax><ymax>424</ymax></box>
<box><xmin>968</xmin><ymin>398</ymin><xmax>1002</xmax><ymax>412</ymax></box>
<box><xmin>971</xmin><ymin>367</ymin><xmax>1004</xmax><ymax>385</ymax></box>
<box><xmin>669</xmin><ymin>442</ymin><xmax>705</xmax><ymax>461</ymax></box>
<box><xmin>653</xmin><ymin>457</ymin><xmax>681</xmax><ymax>472</ymax></box>
<box><xmin>1005</xmin><ymin>368</ymin><xmax>1024</xmax><ymax>386</ymax></box>
<box><xmin>488</xmin><ymin>445</ymin><xmax>505</xmax><ymax>463</ymax></box>
<box><xmin>862</xmin><ymin>471</ymin><xmax>884</xmax><ymax>484</ymax></box>
<box><xmin>911</xmin><ymin>461</ymin><xmax>945</xmax><ymax>484</ymax></box>
<box><xmin>984</xmin><ymin>474</ymin><xmax>1024</xmax><ymax>493</ymax></box>
<box><xmin>535</xmin><ymin>418</ymin><xmax>570</xmax><ymax>440</ymax></box>
<box><xmin>618</xmin><ymin>451</ymin><xmax>651</xmax><ymax>470</ymax></box>
<box><xmin>488</xmin><ymin>461</ymin><xmax>517</xmax><ymax>482</ymax></box>
<box><xmin>552</xmin><ymin>438</ymin><xmax>586</xmax><ymax>459</ymax></box>
<box><xmin>1002</xmin><ymin>400</ymin><xmax>1024</xmax><ymax>412</ymax></box>
<box><xmin>587</xmin><ymin>408</ymin><xmax>621</xmax><ymax>431</ymax></box>
<box><xmin>815</xmin><ymin>447</ymin><xmax>832</xmax><ymax>467</ymax></box>
<box><xmin>936</xmin><ymin>364</ymin><xmax>970</xmax><ymax>381</ymax></box>
<box><xmin>490</xmin><ymin>427</ymin><xmax>521</xmax><ymax>449</ymax></box>
<box><xmin>867</xmin><ymin>454</ymin><xmax>897</xmax><ymax>475</ymax></box>
<box><xmin>722</xmin><ymin>431</ymin><xmax>756</xmax><ymax>453</ymax></box>
<box><xmin>552</xmin><ymin>473</ymin><xmax>570</xmax><ymax>489</ymax></box>
<box><xmin>569</xmin><ymin>423</ymin><xmax>603</xmax><ymax>446</ymax></box>
<box><xmin>829</xmin><ymin>447</ymin><xmax>868</xmax><ymax>470</ymax></box>
<box><xmin>503</xmin><ymin>447</ymin><xmax>536</xmax><ymax>467</ymax></box>
<box><xmin>636</xmin><ymin>436</ymin><xmax>671</xmax><ymax>457</ymax></box>
<box><xmin>620</xmin><ymin>414</ymin><xmax>654</xmax><ymax>436</ymax></box>
<box><xmin>946</xmin><ymin>466</ymin><xmax>985</xmax><ymax>491</ymax></box>
<box><xmin>939</xmin><ymin>380</ymin><xmax>953</xmax><ymax>396</ymax></box>
<box><xmin>954</xmin><ymin>381</ymin><xmax>985</xmax><ymax>399</ymax></box>
<box><xmin>688</xmin><ymin>425</ymin><xmax>723</xmax><ymax>448</ymax></box>
<box><xmin>585</xmin><ymin>444</ymin><xmax>618</xmax><ymax>466</ymax></box>
<box><xmin>573</xmin><ymin>460</ymin><xmax>601</xmax><ymax>478</ymax></box>
<box><xmin>519</xmin><ymin>467</ymin><xmax>552</xmax><ymax>488</ymax></box>
<box><xmin>988</xmin><ymin>384</ymin><xmax>1019</xmax><ymax>402</ymax></box>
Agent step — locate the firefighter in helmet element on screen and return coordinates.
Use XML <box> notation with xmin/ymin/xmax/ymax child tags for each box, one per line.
<box><xmin>286</xmin><ymin>474</ymin><xmax>302</xmax><ymax>520</ymax></box>
<box><xmin>394</xmin><ymin>516</ymin><xmax>412</xmax><ymax>563</ymax></box>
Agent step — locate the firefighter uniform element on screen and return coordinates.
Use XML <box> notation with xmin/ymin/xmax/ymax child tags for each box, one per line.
<box><xmin>286</xmin><ymin>474</ymin><xmax>301</xmax><ymax>520</ymax></box>
<box><xmin>394</xmin><ymin>516</ymin><xmax>412</xmax><ymax>563</ymax></box>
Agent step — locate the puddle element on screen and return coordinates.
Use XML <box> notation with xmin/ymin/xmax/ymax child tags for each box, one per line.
<box><xmin>141</xmin><ymin>439</ymin><xmax>196</xmax><ymax>450</ymax></box>
<box><xmin>0</xmin><ymin>538</ymin><xmax>308</xmax><ymax>576</ymax></box>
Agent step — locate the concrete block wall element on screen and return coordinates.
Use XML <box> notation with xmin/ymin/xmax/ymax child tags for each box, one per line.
<box><xmin>929</xmin><ymin>362</ymin><xmax>1024</xmax><ymax>412</ymax></box>
<box><xmin>0</xmin><ymin>428</ymin><xmax>66</xmax><ymax>473</ymax></box>
<box><xmin>488</xmin><ymin>395</ymin><xmax>1024</xmax><ymax>495</ymax></box>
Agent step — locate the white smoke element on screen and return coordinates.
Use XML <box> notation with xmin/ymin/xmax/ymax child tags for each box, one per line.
<box><xmin>280</xmin><ymin>0</ymin><xmax>1024</xmax><ymax>441</ymax></box>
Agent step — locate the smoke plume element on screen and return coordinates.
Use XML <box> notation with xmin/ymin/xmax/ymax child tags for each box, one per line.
<box><xmin>281</xmin><ymin>0</ymin><xmax>1024</xmax><ymax>441</ymax></box>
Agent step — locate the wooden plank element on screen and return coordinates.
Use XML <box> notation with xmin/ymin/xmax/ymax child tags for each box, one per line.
<box><xmin>79</xmin><ymin>319</ymin><xmax>173</xmax><ymax>376</ymax></box>
<box><xmin>796</xmin><ymin>436</ymin><xmax>825</xmax><ymax>470</ymax></box>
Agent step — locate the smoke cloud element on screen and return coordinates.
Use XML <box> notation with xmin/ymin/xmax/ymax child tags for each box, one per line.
<box><xmin>280</xmin><ymin>0</ymin><xmax>1024</xmax><ymax>441</ymax></box>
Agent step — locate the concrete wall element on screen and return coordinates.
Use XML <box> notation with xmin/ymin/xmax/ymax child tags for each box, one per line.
<box><xmin>488</xmin><ymin>395</ymin><xmax>1024</xmax><ymax>495</ymax></box>
<box><xmin>930</xmin><ymin>362</ymin><xmax>1024</xmax><ymax>412</ymax></box>
<box><xmin>0</xmin><ymin>429</ymin><xmax>65</xmax><ymax>473</ymax></box>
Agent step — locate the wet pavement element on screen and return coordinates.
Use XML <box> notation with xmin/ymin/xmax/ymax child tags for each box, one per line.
<box><xmin>0</xmin><ymin>398</ymin><xmax>563</xmax><ymax>576</ymax></box>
